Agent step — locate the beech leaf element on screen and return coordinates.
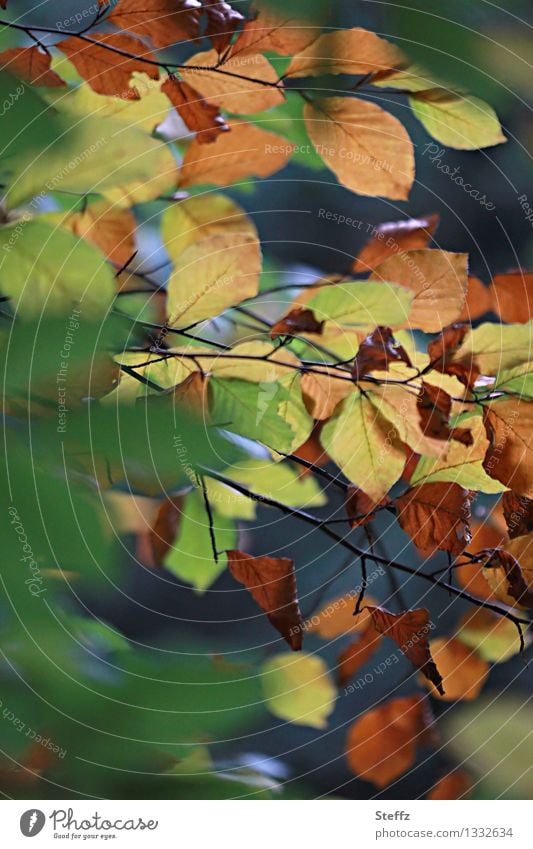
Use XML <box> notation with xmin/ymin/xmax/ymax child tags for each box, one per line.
<box><xmin>395</xmin><ymin>482</ymin><xmax>472</xmax><ymax>557</ymax></box>
<box><xmin>161</xmin><ymin>76</ymin><xmax>229</xmax><ymax>143</ymax></box>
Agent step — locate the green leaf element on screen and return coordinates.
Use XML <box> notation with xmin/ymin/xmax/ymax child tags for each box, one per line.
<box><xmin>456</xmin><ymin>321</ymin><xmax>533</xmax><ymax>375</ymax></box>
<box><xmin>163</xmin><ymin>491</ymin><xmax>237</xmax><ymax>592</ymax></box>
<box><xmin>493</xmin><ymin>362</ymin><xmax>533</xmax><ymax>397</ymax></box>
<box><xmin>409</xmin><ymin>90</ymin><xmax>506</xmax><ymax>150</ymax></box>
<box><xmin>261</xmin><ymin>652</ymin><xmax>336</xmax><ymax>729</ymax></box>
<box><xmin>209</xmin><ymin>377</ymin><xmax>296</xmax><ymax>453</ymax></box>
<box><xmin>303</xmin><ymin>280</ymin><xmax>413</xmax><ymax>328</ymax></box>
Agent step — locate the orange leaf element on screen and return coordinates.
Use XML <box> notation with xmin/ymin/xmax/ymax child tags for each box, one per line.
<box><xmin>270</xmin><ymin>307</ymin><xmax>324</xmax><ymax>339</ymax></box>
<box><xmin>151</xmin><ymin>496</ymin><xmax>185</xmax><ymax>565</ymax></box>
<box><xmin>181</xmin><ymin>49</ymin><xmax>283</xmax><ymax>114</ymax></box>
<box><xmin>345</xmin><ymin>486</ymin><xmax>390</xmax><ymax>528</ymax></box>
<box><xmin>226</xmin><ymin>549</ymin><xmax>303</xmax><ymax>649</ymax></box>
<box><xmin>231</xmin><ymin>8</ymin><xmax>316</xmax><ymax>58</ymax></box>
<box><xmin>502</xmin><ymin>492</ymin><xmax>533</xmax><ymax>539</ymax></box>
<box><xmin>482</xmin><ymin>398</ymin><xmax>533</xmax><ymax>496</ymax></box>
<box><xmin>107</xmin><ymin>0</ymin><xmax>201</xmax><ymax>48</ymax></box>
<box><xmin>395</xmin><ymin>482</ymin><xmax>471</xmax><ymax>557</ymax></box>
<box><xmin>304</xmin><ymin>96</ymin><xmax>414</xmax><ymax>201</ymax></box>
<box><xmin>427</xmin><ymin>770</ymin><xmax>472</xmax><ymax>800</ymax></box>
<box><xmin>293</xmin><ymin>425</ymin><xmax>331</xmax><ymax>475</ymax></box>
<box><xmin>54</xmin><ymin>200</ymin><xmax>136</xmax><ymax>267</ymax></box>
<box><xmin>417</xmin><ymin>382</ymin><xmax>473</xmax><ymax>445</ymax></box>
<box><xmin>58</xmin><ymin>33</ymin><xmax>159</xmax><ymax>98</ymax></box>
<box><xmin>490</xmin><ymin>271</ymin><xmax>533</xmax><ymax>323</ymax></box>
<box><xmin>300</xmin><ymin>366</ymin><xmax>353</xmax><ymax>421</ymax></box>
<box><xmin>458</xmin><ymin>275</ymin><xmax>492</xmax><ymax>322</ymax></box>
<box><xmin>366</xmin><ymin>605</ymin><xmax>444</xmax><ymax>694</ymax></box>
<box><xmin>286</xmin><ymin>27</ymin><xmax>404</xmax><ymax>78</ymax></box>
<box><xmin>479</xmin><ymin>548</ymin><xmax>533</xmax><ymax>608</ymax></box>
<box><xmin>202</xmin><ymin>0</ymin><xmax>243</xmax><ymax>54</ymax></box>
<box><xmin>346</xmin><ymin>695</ymin><xmax>436</xmax><ymax>787</ymax></box>
<box><xmin>161</xmin><ymin>76</ymin><xmax>229</xmax><ymax>143</ymax></box>
<box><xmin>179</xmin><ymin>119</ymin><xmax>293</xmax><ymax>187</ymax></box>
<box><xmin>352</xmin><ymin>326</ymin><xmax>411</xmax><ymax>379</ymax></box>
<box><xmin>307</xmin><ymin>595</ymin><xmax>376</xmax><ymax>639</ymax></box>
<box><xmin>0</xmin><ymin>47</ymin><xmax>65</xmax><ymax>87</ymax></box>
<box><xmin>337</xmin><ymin>627</ymin><xmax>382</xmax><ymax>686</ymax></box>
<box><xmin>423</xmin><ymin>638</ymin><xmax>488</xmax><ymax>700</ymax></box>
<box><xmin>352</xmin><ymin>214</ymin><xmax>439</xmax><ymax>274</ymax></box>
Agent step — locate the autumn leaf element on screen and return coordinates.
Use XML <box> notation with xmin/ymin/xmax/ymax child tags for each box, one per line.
<box><xmin>161</xmin><ymin>76</ymin><xmax>229</xmax><ymax>143</ymax></box>
<box><xmin>423</xmin><ymin>638</ymin><xmax>488</xmax><ymax>700</ymax></box>
<box><xmin>395</xmin><ymin>482</ymin><xmax>472</xmax><ymax>557</ymax></box>
<box><xmin>0</xmin><ymin>47</ymin><xmax>65</xmax><ymax>87</ymax></box>
<box><xmin>346</xmin><ymin>696</ymin><xmax>437</xmax><ymax>787</ymax></box>
<box><xmin>106</xmin><ymin>0</ymin><xmax>202</xmax><ymax>48</ymax></box>
<box><xmin>161</xmin><ymin>193</ymin><xmax>255</xmax><ymax>259</ymax></box>
<box><xmin>502</xmin><ymin>492</ymin><xmax>533</xmax><ymax>539</ymax></box>
<box><xmin>345</xmin><ymin>487</ymin><xmax>390</xmax><ymax>528</ymax></box>
<box><xmin>483</xmin><ymin>397</ymin><xmax>533</xmax><ymax>496</ymax></box>
<box><xmin>58</xmin><ymin>33</ymin><xmax>159</xmax><ymax>98</ymax></box>
<box><xmin>180</xmin><ymin>49</ymin><xmax>283</xmax><ymax>113</ymax></box>
<box><xmin>366</xmin><ymin>606</ymin><xmax>444</xmax><ymax>693</ymax></box>
<box><xmin>337</xmin><ymin>627</ymin><xmax>382</xmax><ymax>686</ymax></box>
<box><xmin>352</xmin><ymin>214</ymin><xmax>439</xmax><ymax>273</ymax></box>
<box><xmin>479</xmin><ymin>548</ymin><xmax>533</xmax><ymax>608</ymax></box>
<box><xmin>457</xmin><ymin>607</ymin><xmax>524</xmax><ymax>663</ymax></box>
<box><xmin>300</xmin><ymin>366</ymin><xmax>353</xmax><ymax>421</ymax></box>
<box><xmin>231</xmin><ymin>8</ymin><xmax>316</xmax><ymax>58</ymax></box>
<box><xmin>227</xmin><ymin>549</ymin><xmax>303</xmax><ymax>649</ymax></box>
<box><xmin>178</xmin><ymin>119</ymin><xmax>293</xmax><ymax>187</ymax></box>
<box><xmin>417</xmin><ymin>382</ymin><xmax>473</xmax><ymax>445</ymax></box>
<box><xmin>286</xmin><ymin>28</ymin><xmax>404</xmax><ymax>78</ymax></box>
<box><xmin>490</xmin><ymin>271</ymin><xmax>533</xmax><ymax>323</ymax></box>
<box><xmin>202</xmin><ymin>0</ymin><xmax>243</xmax><ymax>54</ymax></box>
<box><xmin>371</xmin><ymin>249</ymin><xmax>468</xmax><ymax>332</ymax></box>
<box><xmin>261</xmin><ymin>652</ymin><xmax>336</xmax><ymax>728</ymax></box>
<box><xmin>408</xmin><ymin>90</ymin><xmax>506</xmax><ymax>150</ymax></box>
<box><xmin>48</xmin><ymin>200</ymin><xmax>136</xmax><ymax>267</ymax></box>
<box><xmin>459</xmin><ymin>276</ymin><xmax>493</xmax><ymax>322</ymax></box>
<box><xmin>270</xmin><ymin>307</ymin><xmax>324</xmax><ymax>339</ymax></box>
<box><xmin>450</xmin><ymin>321</ymin><xmax>533</xmax><ymax>377</ymax></box>
<box><xmin>304</xmin><ymin>96</ymin><xmax>415</xmax><ymax>200</ymax></box>
<box><xmin>352</xmin><ymin>326</ymin><xmax>411</xmax><ymax>379</ymax></box>
<box><xmin>151</xmin><ymin>495</ymin><xmax>185</xmax><ymax>565</ymax></box>
<box><xmin>426</xmin><ymin>323</ymin><xmax>479</xmax><ymax>389</ymax></box>
<box><xmin>427</xmin><ymin>770</ymin><xmax>472</xmax><ymax>800</ymax></box>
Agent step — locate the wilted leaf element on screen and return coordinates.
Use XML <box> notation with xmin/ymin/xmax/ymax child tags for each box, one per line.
<box><xmin>502</xmin><ymin>492</ymin><xmax>533</xmax><ymax>539</ymax></box>
<box><xmin>271</xmin><ymin>307</ymin><xmax>324</xmax><ymax>339</ymax></box>
<box><xmin>181</xmin><ymin>49</ymin><xmax>283</xmax><ymax>113</ymax></box>
<box><xmin>483</xmin><ymin>397</ymin><xmax>533</xmax><ymax>496</ymax></box>
<box><xmin>353</xmin><ymin>326</ymin><xmax>411</xmax><ymax>378</ymax></box>
<box><xmin>0</xmin><ymin>47</ymin><xmax>65</xmax><ymax>87</ymax></box>
<box><xmin>366</xmin><ymin>606</ymin><xmax>444</xmax><ymax>693</ymax></box>
<box><xmin>346</xmin><ymin>696</ymin><xmax>436</xmax><ymax>787</ymax></box>
<box><xmin>261</xmin><ymin>652</ymin><xmax>336</xmax><ymax>728</ymax></box>
<box><xmin>352</xmin><ymin>214</ymin><xmax>439</xmax><ymax>273</ymax></box>
<box><xmin>179</xmin><ymin>119</ymin><xmax>293</xmax><ymax>186</ymax></box>
<box><xmin>479</xmin><ymin>547</ymin><xmax>533</xmax><ymax>609</ymax></box>
<box><xmin>395</xmin><ymin>482</ymin><xmax>472</xmax><ymax>557</ymax></box>
<box><xmin>227</xmin><ymin>549</ymin><xmax>303</xmax><ymax>649</ymax></box>
<box><xmin>58</xmin><ymin>33</ymin><xmax>159</xmax><ymax>98</ymax></box>
<box><xmin>423</xmin><ymin>638</ymin><xmax>488</xmax><ymax>701</ymax></box>
<box><xmin>417</xmin><ymin>382</ymin><xmax>473</xmax><ymax>445</ymax></box>
<box><xmin>286</xmin><ymin>28</ymin><xmax>404</xmax><ymax>78</ymax></box>
<box><xmin>106</xmin><ymin>0</ymin><xmax>201</xmax><ymax>48</ymax></box>
<box><xmin>161</xmin><ymin>76</ymin><xmax>229</xmax><ymax>142</ymax></box>
<box><xmin>371</xmin><ymin>249</ymin><xmax>468</xmax><ymax>332</ymax></box>
<box><xmin>304</xmin><ymin>96</ymin><xmax>415</xmax><ymax>200</ymax></box>
<box><xmin>409</xmin><ymin>90</ymin><xmax>506</xmax><ymax>149</ymax></box>
<box><xmin>345</xmin><ymin>487</ymin><xmax>390</xmax><ymax>528</ymax></box>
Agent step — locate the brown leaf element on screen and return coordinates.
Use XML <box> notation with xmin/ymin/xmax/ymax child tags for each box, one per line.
<box><xmin>179</xmin><ymin>119</ymin><xmax>293</xmax><ymax>187</ymax></box>
<box><xmin>202</xmin><ymin>0</ymin><xmax>243</xmax><ymax>54</ymax></box>
<box><xmin>395</xmin><ymin>482</ymin><xmax>472</xmax><ymax>557</ymax></box>
<box><xmin>58</xmin><ymin>33</ymin><xmax>159</xmax><ymax>98</ymax></box>
<box><xmin>458</xmin><ymin>275</ymin><xmax>492</xmax><ymax>322</ymax></box>
<box><xmin>479</xmin><ymin>547</ymin><xmax>533</xmax><ymax>608</ymax></box>
<box><xmin>345</xmin><ymin>486</ymin><xmax>390</xmax><ymax>528</ymax></box>
<box><xmin>270</xmin><ymin>307</ymin><xmax>324</xmax><ymax>339</ymax></box>
<box><xmin>417</xmin><ymin>382</ymin><xmax>473</xmax><ymax>445</ymax></box>
<box><xmin>482</xmin><ymin>398</ymin><xmax>533</xmax><ymax>496</ymax></box>
<box><xmin>0</xmin><ymin>47</ymin><xmax>65</xmax><ymax>87</ymax></box>
<box><xmin>107</xmin><ymin>0</ymin><xmax>201</xmax><ymax>48</ymax></box>
<box><xmin>346</xmin><ymin>695</ymin><xmax>437</xmax><ymax>787</ymax></box>
<box><xmin>226</xmin><ymin>549</ymin><xmax>303</xmax><ymax>649</ymax></box>
<box><xmin>304</xmin><ymin>96</ymin><xmax>414</xmax><ymax>201</ymax></box>
<box><xmin>427</xmin><ymin>323</ymin><xmax>479</xmax><ymax>389</ymax></box>
<box><xmin>427</xmin><ymin>770</ymin><xmax>472</xmax><ymax>800</ymax></box>
<box><xmin>172</xmin><ymin>371</ymin><xmax>208</xmax><ymax>416</ymax></box>
<box><xmin>502</xmin><ymin>492</ymin><xmax>533</xmax><ymax>539</ymax></box>
<box><xmin>367</xmin><ymin>605</ymin><xmax>444</xmax><ymax>694</ymax></box>
<box><xmin>490</xmin><ymin>271</ymin><xmax>533</xmax><ymax>323</ymax></box>
<box><xmin>151</xmin><ymin>495</ymin><xmax>185</xmax><ymax>564</ymax></box>
<box><xmin>352</xmin><ymin>214</ymin><xmax>439</xmax><ymax>273</ymax></box>
<box><xmin>231</xmin><ymin>8</ymin><xmax>316</xmax><ymax>58</ymax></box>
<box><xmin>338</xmin><ymin>627</ymin><xmax>382</xmax><ymax>686</ymax></box>
<box><xmin>293</xmin><ymin>425</ymin><xmax>331</xmax><ymax>475</ymax></box>
<box><xmin>352</xmin><ymin>326</ymin><xmax>411</xmax><ymax>378</ymax></box>
<box><xmin>308</xmin><ymin>595</ymin><xmax>376</xmax><ymax>639</ymax></box>
<box><xmin>161</xmin><ymin>76</ymin><xmax>229</xmax><ymax>143</ymax></box>
<box><xmin>181</xmin><ymin>49</ymin><xmax>283</xmax><ymax>114</ymax></box>
<box><xmin>423</xmin><ymin>638</ymin><xmax>488</xmax><ymax>700</ymax></box>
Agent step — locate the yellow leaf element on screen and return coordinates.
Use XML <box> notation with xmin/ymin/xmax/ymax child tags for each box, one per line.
<box><xmin>162</xmin><ymin>194</ymin><xmax>255</xmax><ymax>260</ymax></box>
<box><xmin>261</xmin><ymin>652</ymin><xmax>336</xmax><ymax>729</ymax></box>
<box><xmin>371</xmin><ymin>249</ymin><xmax>468</xmax><ymax>332</ymax></box>
<box><xmin>167</xmin><ymin>232</ymin><xmax>261</xmax><ymax>327</ymax></box>
<box><xmin>181</xmin><ymin>50</ymin><xmax>283</xmax><ymax>114</ymax></box>
<box><xmin>179</xmin><ymin>119</ymin><xmax>293</xmax><ymax>188</ymax></box>
<box><xmin>457</xmin><ymin>608</ymin><xmax>525</xmax><ymax>663</ymax></box>
<box><xmin>409</xmin><ymin>90</ymin><xmax>506</xmax><ymax>150</ymax></box>
<box><xmin>453</xmin><ymin>321</ymin><xmax>533</xmax><ymax>376</ymax></box>
<box><xmin>46</xmin><ymin>200</ymin><xmax>136</xmax><ymax>266</ymax></box>
<box><xmin>304</xmin><ymin>96</ymin><xmax>414</xmax><ymax>200</ymax></box>
<box><xmin>285</xmin><ymin>27</ymin><xmax>404</xmax><ymax>78</ymax></box>
<box><xmin>301</xmin><ymin>366</ymin><xmax>354</xmax><ymax>420</ymax></box>
<box><xmin>320</xmin><ymin>389</ymin><xmax>405</xmax><ymax>501</ymax></box>
<box><xmin>369</xmin><ymin>384</ymin><xmax>448</xmax><ymax>457</ymax></box>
